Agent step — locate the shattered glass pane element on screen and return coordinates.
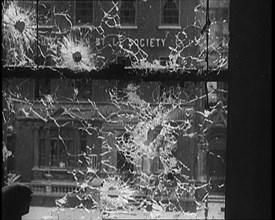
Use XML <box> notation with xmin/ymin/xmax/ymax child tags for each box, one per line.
<box><xmin>2</xmin><ymin>0</ymin><xmax>229</xmax><ymax>219</ymax></box>
<box><xmin>3</xmin><ymin>79</ymin><xmax>228</xmax><ymax>219</ymax></box>
<box><xmin>2</xmin><ymin>0</ymin><xmax>230</xmax><ymax>72</ymax></box>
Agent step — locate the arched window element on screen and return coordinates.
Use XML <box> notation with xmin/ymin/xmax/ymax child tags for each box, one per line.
<box><xmin>161</xmin><ymin>0</ymin><xmax>179</xmax><ymax>26</ymax></box>
<box><xmin>119</xmin><ymin>0</ymin><xmax>137</xmax><ymax>26</ymax></box>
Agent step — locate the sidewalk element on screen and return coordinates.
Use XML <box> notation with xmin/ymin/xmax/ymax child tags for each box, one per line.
<box><xmin>23</xmin><ymin>206</ymin><xmax>204</xmax><ymax>220</ymax></box>
<box><xmin>23</xmin><ymin>207</ymin><xmax>97</xmax><ymax>220</ymax></box>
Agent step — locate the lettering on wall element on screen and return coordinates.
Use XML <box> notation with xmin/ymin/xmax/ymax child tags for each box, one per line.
<box><xmin>132</xmin><ymin>38</ymin><xmax>166</xmax><ymax>48</ymax></box>
<box><xmin>96</xmin><ymin>38</ymin><xmax>166</xmax><ymax>48</ymax></box>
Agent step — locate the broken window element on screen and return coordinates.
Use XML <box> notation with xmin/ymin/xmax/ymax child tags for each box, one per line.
<box><xmin>2</xmin><ymin>0</ymin><xmax>230</xmax><ymax>70</ymax></box>
<box><xmin>2</xmin><ymin>0</ymin><xmax>230</xmax><ymax>219</ymax></box>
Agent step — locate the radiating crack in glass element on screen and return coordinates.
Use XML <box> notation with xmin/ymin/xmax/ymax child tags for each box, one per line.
<box><xmin>2</xmin><ymin>1</ymin><xmax>37</xmax><ymax>67</ymax></box>
<box><xmin>53</xmin><ymin>27</ymin><xmax>97</xmax><ymax>72</ymax></box>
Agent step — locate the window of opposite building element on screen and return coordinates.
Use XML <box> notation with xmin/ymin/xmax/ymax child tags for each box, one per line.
<box><xmin>117</xmin><ymin>56</ymin><xmax>132</xmax><ymax>67</ymax></box>
<box><xmin>160</xmin><ymin>0</ymin><xmax>180</xmax><ymax>27</ymax></box>
<box><xmin>119</xmin><ymin>0</ymin><xmax>137</xmax><ymax>27</ymax></box>
<box><xmin>116</xmin><ymin>133</ymin><xmax>134</xmax><ymax>168</ymax></box>
<box><xmin>38</xmin><ymin>126</ymin><xmax>101</xmax><ymax>169</ymax></box>
<box><xmin>50</xmin><ymin>128</ymin><xmax>74</xmax><ymax>168</ymax></box>
<box><xmin>15</xmin><ymin>1</ymin><xmax>53</xmax><ymax>27</ymax></box>
<box><xmin>74</xmin><ymin>78</ymin><xmax>93</xmax><ymax>100</ymax></box>
<box><xmin>74</xmin><ymin>1</ymin><xmax>94</xmax><ymax>25</ymax></box>
<box><xmin>79</xmin><ymin>130</ymin><xmax>99</xmax><ymax>171</ymax></box>
<box><xmin>159</xmin><ymin>56</ymin><xmax>170</xmax><ymax>66</ymax></box>
<box><xmin>38</xmin><ymin>128</ymin><xmax>46</xmax><ymax>166</ymax></box>
<box><xmin>209</xmin><ymin>7</ymin><xmax>229</xmax><ymax>23</ymax></box>
<box><xmin>37</xmin><ymin>127</ymin><xmax>76</xmax><ymax>168</ymax></box>
<box><xmin>200</xmin><ymin>0</ymin><xmax>230</xmax><ymax>70</ymax></box>
<box><xmin>34</xmin><ymin>79</ymin><xmax>51</xmax><ymax>100</ymax></box>
<box><xmin>38</xmin><ymin>1</ymin><xmax>53</xmax><ymax>27</ymax></box>
<box><xmin>207</xmin><ymin>135</ymin><xmax>226</xmax><ymax>192</ymax></box>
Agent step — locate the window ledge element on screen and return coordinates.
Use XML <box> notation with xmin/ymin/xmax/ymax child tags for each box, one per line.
<box><xmin>158</xmin><ymin>25</ymin><xmax>181</xmax><ymax>30</ymax></box>
<box><xmin>38</xmin><ymin>25</ymin><xmax>53</xmax><ymax>28</ymax></box>
<box><xmin>32</xmin><ymin>167</ymin><xmax>77</xmax><ymax>172</ymax></box>
<box><xmin>73</xmin><ymin>24</ymin><xmax>95</xmax><ymax>29</ymax></box>
<box><xmin>119</xmin><ymin>25</ymin><xmax>138</xmax><ymax>30</ymax></box>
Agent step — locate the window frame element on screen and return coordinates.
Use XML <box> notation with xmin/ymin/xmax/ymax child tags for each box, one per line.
<box><xmin>159</xmin><ymin>0</ymin><xmax>181</xmax><ymax>29</ymax></box>
<box><xmin>49</xmin><ymin>128</ymin><xmax>74</xmax><ymax>168</ymax></box>
<box><xmin>37</xmin><ymin>126</ymin><xmax>77</xmax><ymax>169</ymax></box>
<box><xmin>78</xmin><ymin>129</ymin><xmax>101</xmax><ymax>171</ymax></box>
